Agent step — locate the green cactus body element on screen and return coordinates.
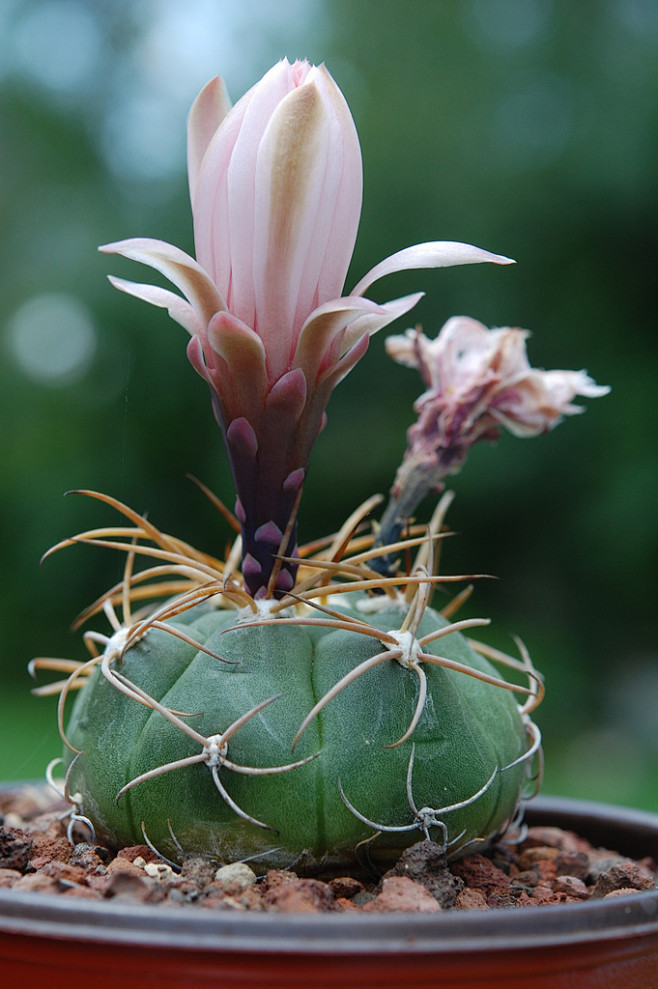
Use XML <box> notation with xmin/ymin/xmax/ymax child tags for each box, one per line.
<box><xmin>65</xmin><ymin>594</ymin><xmax>530</xmax><ymax>873</ymax></box>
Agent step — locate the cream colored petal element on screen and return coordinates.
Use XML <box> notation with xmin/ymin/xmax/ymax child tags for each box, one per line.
<box><xmin>295</xmin><ymin>292</ymin><xmax>423</xmax><ymax>378</ymax></box>
<box><xmin>107</xmin><ymin>277</ymin><xmax>205</xmax><ymax>338</ymax></box>
<box><xmin>351</xmin><ymin>242</ymin><xmax>515</xmax><ymax>299</ymax></box>
<box><xmin>99</xmin><ymin>238</ymin><xmax>225</xmax><ymax>324</ymax></box>
<box><xmin>251</xmin><ymin>80</ymin><xmax>332</xmax><ymax>376</ymax></box>
<box><xmin>187</xmin><ymin>75</ymin><xmax>232</xmax><ymax>205</ymax></box>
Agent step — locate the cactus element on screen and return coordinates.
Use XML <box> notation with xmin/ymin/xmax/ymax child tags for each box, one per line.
<box><xmin>33</xmin><ymin>59</ymin><xmax>606</xmax><ymax>875</ymax></box>
<box><xmin>39</xmin><ymin>491</ymin><xmax>540</xmax><ymax>872</ymax></box>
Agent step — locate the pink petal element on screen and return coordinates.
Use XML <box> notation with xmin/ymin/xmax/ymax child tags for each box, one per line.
<box><xmin>205</xmin><ymin>310</ymin><xmax>268</xmax><ymax>415</ymax></box>
<box><xmin>289</xmin><ymin>65</ymin><xmax>362</xmax><ymax>327</ymax></box>
<box><xmin>251</xmin><ymin>80</ymin><xmax>333</xmax><ymax>376</ymax></box>
<box><xmin>187</xmin><ymin>75</ymin><xmax>232</xmax><ymax>205</ymax></box>
<box><xmin>265</xmin><ymin>368</ymin><xmax>307</xmax><ymax>422</ymax></box>
<box><xmin>294</xmin><ymin>292</ymin><xmax>423</xmax><ymax>378</ymax></box>
<box><xmin>192</xmin><ymin>61</ymin><xmax>302</xmax><ymax>316</ymax></box>
<box><xmin>100</xmin><ymin>238</ymin><xmax>225</xmax><ymax>324</ymax></box>
<box><xmin>107</xmin><ymin>277</ymin><xmax>205</xmax><ymax>338</ymax></box>
<box><xmin>350</xmin><ymin>242</ymin><xmax>515</xmax><ymax>298</ymax></box>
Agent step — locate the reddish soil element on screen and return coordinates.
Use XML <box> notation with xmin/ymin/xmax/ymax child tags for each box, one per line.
<box><xmin>1</xmin><ymin>785</ymin><xmax>656</xmax><ymax>914</ymax></box>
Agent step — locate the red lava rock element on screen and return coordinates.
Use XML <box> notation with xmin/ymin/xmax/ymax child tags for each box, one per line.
<box><xmin>0</xmin><ymin>826</ymin><xmax>33</xmax><ymax>870</ymax></box>
<box><xmin>510</xmin><ymin>869</ymin><xmax>540</xmax><ymax>891</ymax></box>
<box><xmin>329</xmin><ymin>875</ymin><xmax>364</xmax><ymax>899</ymax></box>
<box><xmin>381</xmin><ymin>840</ymin><xmax>463</xmax><ymax>908</ymax></box>
<box><xmin>104</xmin><ymin>870</ymin><xmax>159</xmax><ymax>902</ymax></box>
<box><xmin>12</xmin><ymin>872</ymin><xmax>61</xmax><ymax>894</ymax></box>
<box><xmin>262</xmin><ymin>878</ymin><xmax>336</xmax><ymax>913</ymax></box>
<box><xmin>179</xmin><ymin>856</ymin><xmax>217</xmax><ymax>887</ymax></box>
<box><xmin>554</xmin><ymin>850</ymin><xmax>590</xmax><ymax>881</ymax></box>
<box><xmin>517</xmin><ymin>846</ymin><xmax>559</xmax><ymax>870</ymax></box>
<box><xmin>262</xmin><ymin>868</ymin><xmax>298</xmax><ymax>890</ymax></box>
<box><xmin>69</xmin><ymin>842</ymin><xmax>110</xmax><ymax>871</ymax></box>
<box><xmin>61</xmin><ymin>884</ymin><xmax>102</xmax><ymax>899</ymax></box>
<box><xmin>334</xmin><ymin>896</ymin><xmax>362</xmax><ymax>911</ymax></box>
<box><xmin>0</xmin><ymin>868</ymin><xmax>23</xmax><ymax>888</ymax></box>
<box><xmin>524</xmin><ymin>827</ymin><xmax>590</xmax><ymax>854</ymax></box>
<box><xmin>529</xmin><ymin>884</ymin><xmax>559</xmax><ymax>906</ymax></box>
<box><xmin>28</xmin><ymin>835</ymin><xmax>74</xmax><ymax>870</ymax></box>
<box><xmin>116</xmin><ymin>844</ymin><xmax>159</xmax><ymax>863</ymax></box>
<box><xmin>364</xmin><ymin>876</ymin><xmax>442</xmax><ymax>913</ymax></box>
<box><xmin>41</xmin><ymin>860</ymin><xmax>90</xmax><ymax>885</ymax></box>
<box><xmin>451</xmin><ymin>854</ymin><xmax>509</xmax><ymax>897</ymax></box>
<box><xmin>455</xmin><ymin>887</ymin><xmax>489</xmax><ymax>910</ymax></box>
<box><xmin>1</xmin><ymin>786</ymin><xmax>656</xmax><ymax>913</ymax></box>
<box><xmin>592</xmin><ymin>861</ymin><xmax>657</xmax><ymax>898</ymax></box>
<box><xmin>553</xmin><ymin>875</ymin><xmax>590</xmax><ymax>899</ymax></box>
<box><xmin>106</xmin><ymin>856</ymin><xmax>147</xmax><ymax>878</ymax></box>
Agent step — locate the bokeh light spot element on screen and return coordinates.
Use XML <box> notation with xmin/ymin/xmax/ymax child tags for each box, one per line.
<box><xmin>12</xmin><ymin>0</ymin><xmax>102</xmax><ymax>95</ymax></box>
<box><xmin>8</xmin><ymin>293</ymin><xmax>97</xmax><ymax>386</ymax></box>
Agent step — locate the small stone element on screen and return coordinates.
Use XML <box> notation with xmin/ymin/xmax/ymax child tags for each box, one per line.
<box><xmin>70</xmin><ymin>842</ymin><xmax>109</xmax><ymax>872</ymax></box>
<box><xmin>452</xmin><ymin>854</ymin><xmax>509</xmax><ymax>897</ymax></box>
<box><xmin>61</xmin><ymin>884</ymin><xmax>102</xmax><ymax>899</ymax></box>
<box><xmin>486</xmin><ymin>889</ymin><xmax>522</xmax><ymax>909</ymax></box>
<box><xmin>213</xmin><ymin>862</ymin><xmax>257</xmax><ymax>891</ymax></box>
<box><xmin>364</xmin><ymin>876</ymin><xmax>442</xmax><ymax>913</ymax></box>
<box><xmin>143</xmin><ymin>862</ymin><xmax>176</xmax><ymax>882</ymax></box>
<box><xmin>592</xmin><ymin>862</ymin><xmax>656</xmax><ymax>898</ymax></box>
<box><xmin>554</xmin><ymin>851</ymin><xmax>590</xmax><ymax>881</ymax></box>
<box><xmin>518</xmin><ymin>846</ymin><xmax>559</xmax><ymax>870</ymax></box>
<box><xmin>29</xmin><ymin>836</ymin><xmax>74</xmax><ymax>871</ymax></box>
<box><xmin>0</xmin><ymin>868</ymin><xmax>22</xmax><ymax>888</ymax></box>
<box><xmin>236</xmin><ymin>885</ymin><xmax>265</xmax><ymax>911</ymax></box>
<box><xmin>0</xmin><ymin>826</ymin><xmax>33</xmax><ymax>871</ymax></box>
<box><xmin>179</xmin><ymin>855</ymin><xmax>217</xmax><ymax>887</ymax></box>
<box><xmin>456</xmin><ymin>887</ymin><xmax>489</xmax><ymax>910</ymax></box>
<box><xmin>553</xmin><ymin>875</ymin><xmax>589</xmax><ymax>899</ymax></box>
<box><xmin>41</xmin><ymin>860</ymin><xmax>89</xmax><ymax>885</ymax></box>
<box><xmin>329</xmin><ymin>875</ymin><xmax>364</xmax><ymax>899</ymax></box>
<box><xmin>383</xmin><ymin>840</ymin><xmax>463</xmax><ymax>907</ymax></box>
<box><xmin>116</xmin><ymin>844</ymin><xmax>159</xmax><ymax>864</ymax></box>
<box><xmin>262</xmin><ymin>878</ymin><xmax>336</xmax><ymax>913</ymax></box>
<box><xmin>106</xmin><ymin>856</ymin><xmax>146</xmax><ymax>878</ymax></box>
<box><xmin>524</xmin><ymin>827</ymin><xmax>589</xmax><ymax>854</ymax></box>
<box><xmin>13</xmin><ymin>872</ymin><xmax>60</xmax><ymax>894</ymax></box>
<box><xmin>104</xmin><ymin>870</ymin><xmax>157</xmax><ymax>902</ymax></box>
<box><xmin>263</xmin><ymin>869</ymin><xmax>297</xmax><ymax>890</ymax></box>
<box><xmin>335</xmin><ymin>896</ymin><xmax>363</xmax><ymax>911</ymax></box>
<box><xmin>587</xmin><ymin>852</ymin><xmax>628</xmax><ymax>881</ymax></box>
<box><xmin>510</xmin><ymin>870</ymin><xmax>539</xmax><ymax>891</ymax></box>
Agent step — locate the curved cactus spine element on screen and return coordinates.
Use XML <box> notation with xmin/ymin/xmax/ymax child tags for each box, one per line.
<box><xmin>34</xmin><ymin>492</ymin><xmax>541</xmax><ymax>872</ymax></box>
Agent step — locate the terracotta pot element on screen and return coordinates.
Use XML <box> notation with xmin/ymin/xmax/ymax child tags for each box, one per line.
<box><xmin>1</xmin><ymin>794</ymin><xmax>658</xmax><ymax>988</ymax></box>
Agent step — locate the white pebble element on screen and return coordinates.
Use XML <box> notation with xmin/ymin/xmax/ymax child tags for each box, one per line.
<box><xmin>144</xmin><ymin>862</ymin><xmax>175</xmax><ymax>881</ymax></box>
<box><xmin>213</xmin><ymin>862</ymin><xmax>257</xmax><ymax>889</ymax></box>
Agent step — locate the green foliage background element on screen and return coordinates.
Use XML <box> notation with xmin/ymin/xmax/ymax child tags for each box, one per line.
<box><xmin>1</xmin><ymin>0</ymin><xmax>656</xmax><ymax>809</ymax></box>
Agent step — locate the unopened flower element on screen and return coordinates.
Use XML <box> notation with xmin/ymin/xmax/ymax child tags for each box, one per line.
<box><xmin>101</xmin><ymin>60</ymin><xmax>513</xmax><ymax>598</ymax></box>
<box><xmin>376</xmin><ymin>317</ymin><xmax>609</xmax><ymax>556</ymax></box>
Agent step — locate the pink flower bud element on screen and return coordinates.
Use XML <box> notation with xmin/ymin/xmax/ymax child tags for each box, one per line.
<box><xmin>100</xmin><ymin>62</ymin><xmax>514</xmax><ymax>597</ymax></box>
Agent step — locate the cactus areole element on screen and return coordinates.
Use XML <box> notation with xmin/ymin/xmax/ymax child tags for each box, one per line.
<box><xmin>35</xmin><ymin>58</ymin><xmax>607</xmax><ymax>876</ymax></box>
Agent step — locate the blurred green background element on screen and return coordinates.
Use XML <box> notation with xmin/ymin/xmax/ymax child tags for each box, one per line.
<box><xmin>1</xmin><ymin>0</ymin><xmax>656</xmax><ymax>810</ymax></box>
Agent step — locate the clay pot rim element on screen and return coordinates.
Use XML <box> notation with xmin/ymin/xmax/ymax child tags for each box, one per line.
<box><xmin>1</xmin><ymin>794</ymin><xmax>657</xmax><ymax>954</ymax></box>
